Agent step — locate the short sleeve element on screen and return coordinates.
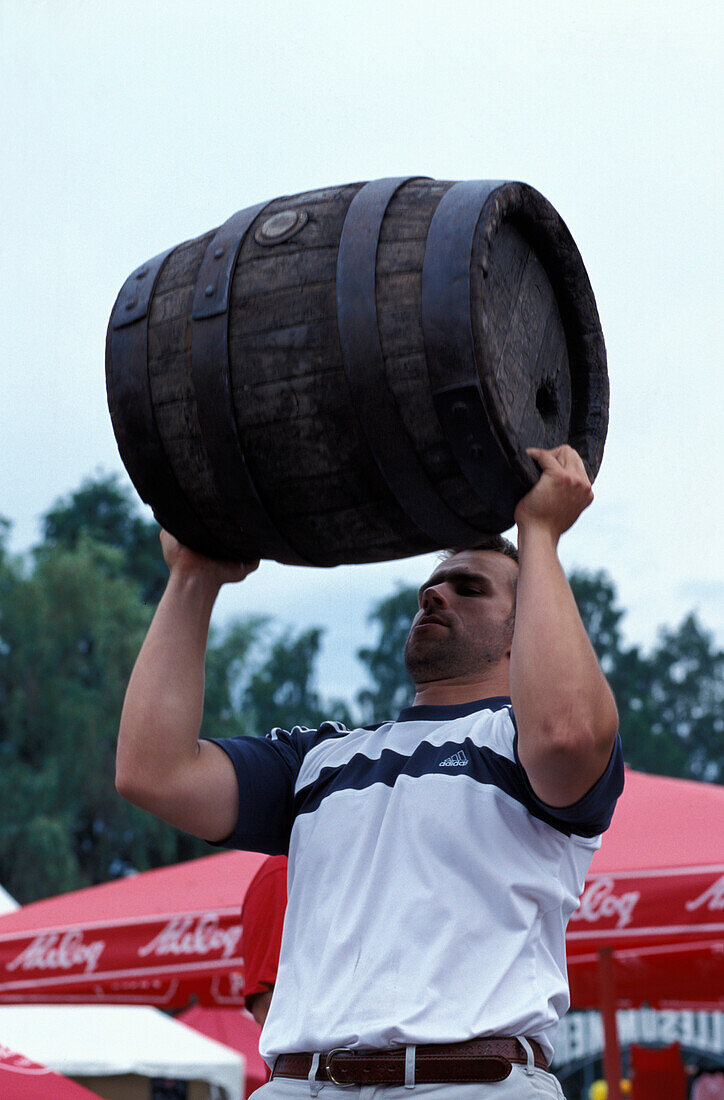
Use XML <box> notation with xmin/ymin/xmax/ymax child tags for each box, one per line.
<box><xmin>514</xmin><ymin>731</ymin><xmax>625</xmax><ymax>838</ymax></box>
<box><xmin>204</xmin><ymin>729</ymin><xmax>306</xmax><ymax>854</ymax></box>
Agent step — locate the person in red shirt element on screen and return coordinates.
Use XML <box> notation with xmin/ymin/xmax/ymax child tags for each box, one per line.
<box><xmin>241</xmin><ymin>855</ymin><xmax>288</xmax><ymax>1027</ymax></box>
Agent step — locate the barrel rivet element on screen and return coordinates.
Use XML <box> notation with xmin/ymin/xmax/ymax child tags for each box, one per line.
<box><xmin>204</xmin><ymin>284</ymin><xmax>215</xmax><ymax>297</ymax></box>
<box><xmin>214</xmin><ymin>248</ymin><xmax>224</xmax><ymax>259</ymax></box>
<box><xmin>125</xmin><ymin>297</ymin><xmax>137</xmax><ymax>310</ymax></box>
<box><xmin>135</xmin><ymin>268</ymin><xmax>149</xmax><ymax>280</ymax></box>
<box><xmin>452</xmin><ymin>401</ymin><xmax>467</xmax><ymax>417</ymax></box>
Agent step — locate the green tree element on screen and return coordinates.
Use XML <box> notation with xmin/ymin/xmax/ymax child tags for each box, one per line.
<box><xmin>0</xmin><ymin>535</ymin><xmax>208</xmax><ymax>902</ymax></box>
<box><xmin>42</xmin><ymin>472</ymin><xmax>167</xmax><ymax>605</ymax></box>
<box><xmin>0</xmin><ymin>517</ymin><xmax>18</xmax><ymax>739</ymax></box>
<box><xmin>356</xmin><ymin>585</ymin><xmax>418</xmax><ymax>722</ymax></box>
<box><xmin>202</xmin><ymin>617</ymin><xmax>269</xmax><ymax>741</ymax></box>
<box><xmin>567</xmin><ymin>570</ymin><xmax>625</xmax><ymax>677</ymax></box>
<box><xmin>204</xmin><ymin>616</ymin><xmax>356</xmax><ymax>742</ymax></box>
<box><xmin>0</xmin><ymin>515</ymin><xmax>10</xmax><ymax>560</ymax></box>
<box><xmin>242</xmin><ymin>625</ymin><xmax>354</xmax><ymax>735</ymax></box>
<box><xmin>644</xmin><ymin>614</ymin><xmax>723</xmax><ymax>781</ymax></box>
<box><xmin>569</xmin><ymin>572</ymin><xmax>722</xmax><ymax>782</ymax></box>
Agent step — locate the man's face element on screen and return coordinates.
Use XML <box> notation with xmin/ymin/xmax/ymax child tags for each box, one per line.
<box><xmin>403</xmin><ymin>549</ymin><xmax>518</xmax><ymax>686</ymax></box>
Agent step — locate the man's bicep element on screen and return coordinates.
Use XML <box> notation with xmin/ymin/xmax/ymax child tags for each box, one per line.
<box><xmin>145</xmin><ymin>739</ymin><xmax>241</xmax><ymax>843</ymax></box>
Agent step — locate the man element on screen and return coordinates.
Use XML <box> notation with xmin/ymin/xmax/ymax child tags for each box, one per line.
<box><xmin>116</xmin><ymin>444</ymin><xmax>623</xmax><ymax>1099</ymax></box>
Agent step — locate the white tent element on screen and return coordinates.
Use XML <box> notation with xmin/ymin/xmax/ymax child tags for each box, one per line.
<box><xmin>0</xmin><ymin>1004</ymin><xmax>243</xmax><ymax>1100</ymax></box>
<box><xmin>0</xmin><ymin>885</ymin><xmax>19</xmax><ymax>914</ymax></box>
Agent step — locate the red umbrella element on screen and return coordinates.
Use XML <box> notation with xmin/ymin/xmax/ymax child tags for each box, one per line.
<box><xmin>179</xmin><ymin>1005</ymin><xmax>269</xmax><ymax>1096</ymax></box>
<box><xmin>565</xmin><ymin>767</ymin><xmax>724</xmax><ymax>1100</ymax></box>
<box><xmin>0</xmin><ymin>850</ymin><xmax>267</xmax><ymax>1008</ymax></box>
<box><xmin>0</xmin><ymin>1044</ymin><xmax>103</xmax><ymax>1098</ymax></box>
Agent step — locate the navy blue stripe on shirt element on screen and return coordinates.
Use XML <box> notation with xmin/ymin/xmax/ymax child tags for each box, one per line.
<box><xmin>396</xmin><ymin>697</ymin><xmax>512</xmax><ymax>722</ymax></box>
<box><xmin>293</xmin><ymin>735</ymin><xmax>611</xmax><ymax>836</ymax></box>
<box><xmin>207</xmin><ymin>708</ymin><xmax>623</xmax><ymax>851</ymax></box>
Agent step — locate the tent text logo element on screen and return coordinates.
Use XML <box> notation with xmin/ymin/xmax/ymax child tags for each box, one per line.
<box><xmin>137</xmin><ymin>914</ymin><xmax>242</xmax><ymax>960</ymax></box>
<box><xmin>5</xmin><ymin>930</ymin><xmax>106</xmax><ymax>974</ymax></box>
<box><xmin>685</xmin><ymin>874</ymin><xmax>724</xmax><ymax>912</ymax></box>
<box><xmin>571</xmin><ymin>878</ymin><xmax>640</xmax><ymax>929</ymax></box>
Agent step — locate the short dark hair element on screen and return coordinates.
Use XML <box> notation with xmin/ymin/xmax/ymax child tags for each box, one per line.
<box><xmin>441</xmin><ymin>534</ymin><xmax>519</xmax><ymax>566</ymax></box>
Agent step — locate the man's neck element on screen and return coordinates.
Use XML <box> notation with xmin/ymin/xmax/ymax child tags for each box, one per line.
<box><xmin>412</xmin><ymin>668</ymin><xmax>510</xmax><ymax>707</ymax></box>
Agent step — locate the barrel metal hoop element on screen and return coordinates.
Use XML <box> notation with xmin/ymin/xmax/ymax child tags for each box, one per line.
<box><xmin>112</xmin><ymin>246</ymin><xmax>176</xmax><ymax>329</ymax></box>
<box><xmin>421</xmin><ymin>180</ymin><xmax>523</xmax><ymax>527</ymax></box>
<box><xmin>108</xmin><ymin>247</ymin><xmax>224</xmax><ymax>552</ymax></box>
<box><xmin>336</xmin><ymin>176</ymin><xmax>481</xmax><ymax>548</ymax></box>
<box><xmin>191</xmin><ymin>202</ymin><xmax>311</xmax><ymax>565</ymax></box>
<box><xmin>193</xmin><ymin>203</ymin><xmax>262</xmax><ymax>320</ymax></box>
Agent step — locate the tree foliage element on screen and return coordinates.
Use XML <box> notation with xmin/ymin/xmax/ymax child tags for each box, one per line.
<box><xmin>42</xmin><ymin>473</ymin><xmax>167</xmax><ymax>605</ymax></box>
<box><xmin>203</xmin><ymin>619</ymin><xmax>354</xmax><ymax>741</ymax></box>
<box><xmin>567</xmin><ymin>571</ymin><xmax>723</xmax><ymax>781</ymax></box>
<box><xmin>356</xmin><ymin>585</ymin><xmax>418</xmax><ymax>722</ymax></box>
<box><xmin>0</xmin><ymin>534</ymin><xmax>174</xmax><ymax>899</ymax></box>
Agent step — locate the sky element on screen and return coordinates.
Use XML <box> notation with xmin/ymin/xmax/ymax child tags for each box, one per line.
<box><xmin>1</xmin><ymin>0</ymin><xmax>722</xmax><ymax>701</ymax></box>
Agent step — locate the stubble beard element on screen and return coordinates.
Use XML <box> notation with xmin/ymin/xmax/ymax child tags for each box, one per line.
<box><xmin>403</xmin><ymin>613</ymin><xmax>514</xmax><ymax>686</ymax></box>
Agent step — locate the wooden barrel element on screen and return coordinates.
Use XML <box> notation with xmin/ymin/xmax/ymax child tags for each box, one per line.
<box><xmin>106</xmin><ymin>177</ymin><xmax>608</xmax><ymax>567</ymax></box>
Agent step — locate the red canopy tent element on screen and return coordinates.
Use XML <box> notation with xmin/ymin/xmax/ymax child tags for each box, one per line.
<box><xmin>565</xmin><ymin>767</ymin><xmax>724</xmax><ymax>1099</ymax></box>
<box><xmin>567</xmin><ymin>767</ymin><xmax>724</xmax><ymax>1008</ymax></box>
<box><xmin>0</xmin><ymin>849</ymin><xmax>267</xmax><ymax>1008</ymax></box>
<box><xmin>0</xmin><ymin>1044</ymin><xmax>103</xmax><ymax>1099</ymax></box>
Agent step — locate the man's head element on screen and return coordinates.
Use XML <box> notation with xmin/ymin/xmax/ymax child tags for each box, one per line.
<box><xmin>403</xmin><ymin>537</ymin><xmax>519</xmax><ymax>690</ymax></box>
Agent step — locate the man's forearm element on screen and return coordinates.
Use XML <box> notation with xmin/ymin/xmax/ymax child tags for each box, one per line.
<box><xmin>115</xmin><ymin>532</ymin><xmax>256</xmax><ymax>839</ymax></box>
<box><xmin>510</xmin><ymin>523</ymin><xmax>618</xmax><ymax>804</ymax></box>
<box><xmin>116</xmin><ymin>568</ymin><xmax>222</xmax><ymax>801</ymax></box>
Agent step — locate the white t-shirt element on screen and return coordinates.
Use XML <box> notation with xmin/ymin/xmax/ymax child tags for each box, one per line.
<box><xmin>211</xmin><ymin>697</ymin><xmax>623</xmax><ymax>1066</ymax></box>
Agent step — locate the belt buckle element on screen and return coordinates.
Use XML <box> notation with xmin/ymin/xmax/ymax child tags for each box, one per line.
<box><xmin>325</xmin><ymin>1048</ymin><xmax>355</xmax><ymax>1087</ymax></box>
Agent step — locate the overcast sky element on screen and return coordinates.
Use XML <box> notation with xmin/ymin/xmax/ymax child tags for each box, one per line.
<box><xmin>1</xmin><ymin>1</ymin><xmax>721</xmax><ymax>700</ymax></box>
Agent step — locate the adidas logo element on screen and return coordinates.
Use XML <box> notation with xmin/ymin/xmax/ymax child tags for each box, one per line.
<box><xmin>438</xmin><ymin>750</ymin><xmax>470</xmax><ymax>768</ymax></box>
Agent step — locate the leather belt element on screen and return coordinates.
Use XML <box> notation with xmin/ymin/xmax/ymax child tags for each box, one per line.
<box><xmin>272</xmin><ymin>1037</ymin><xmax>548</xmax><ymax>1086</ymax></box>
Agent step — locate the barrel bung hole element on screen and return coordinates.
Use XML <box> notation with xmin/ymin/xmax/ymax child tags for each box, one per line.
<box><xmin>535</xmin><ymin>379</ymin><xmax>558</xmax><ymax>425</ymax></box>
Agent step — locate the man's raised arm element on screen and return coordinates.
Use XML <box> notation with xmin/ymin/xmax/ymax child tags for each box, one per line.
<box><xmin>510</xmin><ymin>445</ymin><xmax>619</xmax><ymax>808</ymax></box>
<box><xmin>115</xmin><ymin>531</ymin><xmax>259</xmax><ymax>843</ymax></box>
